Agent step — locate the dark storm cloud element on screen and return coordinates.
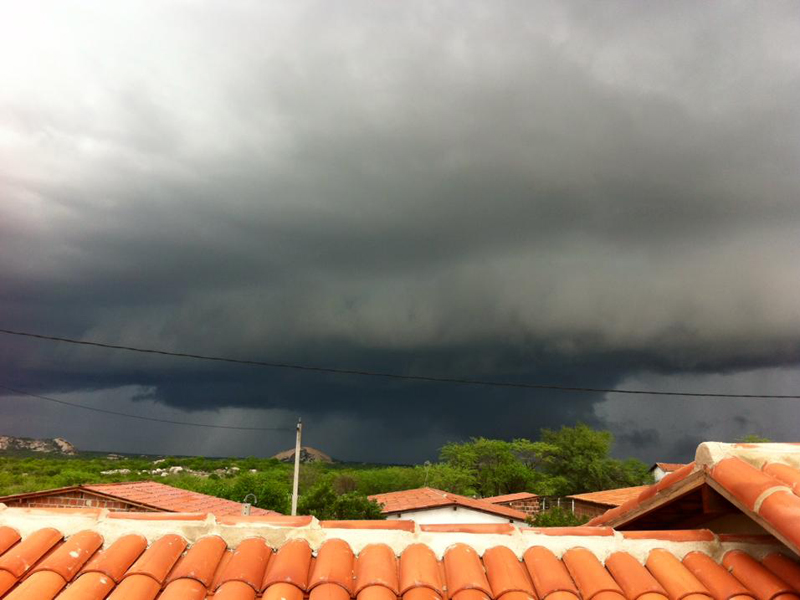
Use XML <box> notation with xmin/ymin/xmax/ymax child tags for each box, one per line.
<box><xmin>1</xmin><ymin>1</ymin><xmax>800</xmax><ymax>461</ymax></box>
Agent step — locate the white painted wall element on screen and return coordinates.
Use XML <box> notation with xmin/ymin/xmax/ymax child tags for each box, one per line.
<box><xmin>651</xmin><ymin>466</ymin><xmax>667</xmax><ymax>482</ymax></box>
<box><xmin>385</xmin><ymin>506</ymin><xmax>525</xmax><ymax>525</ymax></box>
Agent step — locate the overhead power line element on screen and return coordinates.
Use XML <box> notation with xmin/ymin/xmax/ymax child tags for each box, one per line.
<box><xmin>0</xmin><ymin>384</ymin><xmax>294</xmax><ymax>432</ymax></box>
<box><xmin>1</xmin><ymin>327</ymin><xmax>798</xmax><ymax>399</ymax></box>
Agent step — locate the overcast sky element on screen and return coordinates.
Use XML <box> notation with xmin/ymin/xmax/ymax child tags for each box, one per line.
<box><xmin>1</xmin><ymin>1</ymin><xmax>799</xmax><ymax>463</ymax></box>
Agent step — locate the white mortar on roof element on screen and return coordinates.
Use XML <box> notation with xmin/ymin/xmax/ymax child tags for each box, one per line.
<box><xmin>0</xmin><ymin>507</ymin><xmax>790</xmax><ymax>565</ymax></box>
<box><xmin>696</xmin><ymin>442</ymin><xmax>800</xmax><ymax>470</ymax></box>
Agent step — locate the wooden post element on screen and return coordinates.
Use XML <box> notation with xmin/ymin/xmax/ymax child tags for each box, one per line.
<box><xmin>291</xmin><ymin>418</ymin><xmax>302</xmax><ymax>516</ymax></box>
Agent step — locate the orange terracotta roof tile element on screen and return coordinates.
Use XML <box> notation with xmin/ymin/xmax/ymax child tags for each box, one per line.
<box><xmin>262</xmin><ymin>538</ymin><xmax>312</xmax><ymax>591</ymax></box>
<box><xmin>566</xmin><ymin>486</ymin><xmax>651</xmax><ymax>507</ymax></box>
<box><xmin>369</xmin><ymin>488</ymin><xmax>527</xmax><ymax>521</ymax></box>
<box><xmin>0</xmin><ymin>481</ymin><xmax>280</xmax><ymax>519</ymax></box>
<box><xmin>125</xmin><ymin>533</ymin><xmax>186</xmax><ymax>584</ymax></box>
<box><xmin>762</xmin><ymin>553</ymin><xmax>800</xmax><ymax>591</ymax></box>
<box><xmin>355</xmin><ymin>544</ymin><xmax>399</xmax><ymax>596</ymax></box>
<box><xmin>682</xmin><ymin>551</ymin><xmax>754</xmax><ymax>600</ymax></box>
<box><xmin>586</xmin><ymin>442</ymin><xmax>800</xmax><ymax>558</ymax></box>
<box><xmin>265</xmin><ymin>581</ymin><xmax>305</xmax><ymax>600</ymax></box>
<box><xmin>0</xmin><ymin>527</ymin><xmax>63</xmax><ymax>577</ymax></box>
<box><xmin>0</xmin><ymin>507</ymin><xmax>795</xmax><ymax>600</ymax></box>
<box><xmin>217</xmin><ymin>537</ymin><xmax>270</xmax><ymax>592</ymax></box>
<box><xmin>83</xmin><ymin>481</ymin><xmax>279</xmax><ymax>516</ymax></box>
<box><xmin>722</xmin><ymin>551</ymin><xmax>799</xmax><ymax>600</ymax></box>
<box><xmin>166</xmin><ymin>534</ymin><xmax>227</xmax><ymax>587</ymax></box>
<box><xmin>54</xmin><ymin>571</ymin><xmax>115</xmax><ymax>600</ymax></box>
<box><xmin>522</xmin><ymin>546</ymin><xmax>579</xmax><ymax>600</ymax></box>
<box><xmin>107</xmin><ymin>573</ymin><xmax>162</xmax><ymax>599</ymax></box>
<box><xmin>483</xmin><ymin>493</ymin><xmax>539</xmax><ymax>504</ymax></box>
<box><xmin>444</xmin><ymin>544</ymin><xmax>492</xmax><ymax>598</ymax></box>
<box><xmin>216</xmin><ymin>579</ymin><xmax>258</xmax><ymax>600</ymax></box>
<box><xmin>360</xmin><ymin>585</ymin><xmax>400</xmax><ymax>600</ymax></box>
<box><xmin>399</xmin><ymin>544</ymin><xmax>444</xmax><ymax>596</ymax></box>
<box><xmin>32</xmin><ymin>529</ymin><xmax>103</xmax><ymax>581</ymax></box>
<box><xmin>4</xmin><ymin>569</ymin><xmax>66</xmax><ymax>600</ymax></box>
<box><xmin>606</xmin><ymin>551</ymin><xmax>667</xmax><ymax>600</ymax></box>
<box><xmin>322</xmin><ymin>520</ymin><xmax>415</xmax><ymax>532</ymax></box>
<box><xmin>562</xmin><ymin>547</ymin><xmax>625</xmax><ymax>600</ymax></box>
<box><xmin>159</xmin><ymin>577</ymin><xmax>208</xmax><ymax>600</ymax></box>
<box><xmin>0</xmin><ymin>530</ymin><xmax>19</xmax><ymax>557</ymax></box>
<box><xmin>483</xmin><ymin>545</ymin><xmax>534</xmax><ymax>598</ymax></box>
<box><xmin>80</xmin><ymin>533</ymin><xmax>148</xmax><ymax>583</ymax></box>
<box><xmin>646</xmin><ymin>549</ymin><xmax>712</xmax><ymax>600</ymax></box>
<box><xmin>310</xmin><ymin>538</ymin><xmax>355</xmax><ymax>594</ymax></box>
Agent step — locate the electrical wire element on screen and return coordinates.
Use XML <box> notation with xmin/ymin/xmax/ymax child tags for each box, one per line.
<box><xmin>1</xmin><ymin>327</ymin><xmax>798</xmax><ymax>399</ymax></box>
<box><xmin>0</xmin><ymin>383</ymin><xmax>294</xmax><ymax>432</ymax></box>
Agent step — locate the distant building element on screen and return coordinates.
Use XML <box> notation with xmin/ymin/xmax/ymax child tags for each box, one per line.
<box><xmin>369</xmin><ymin>487</ymin><xmax>528</xmax><ymax>524</ymax></box>
<box><xmin>1</xmin><ymin>440</ymin><xmax>797</xmax><ymax>598</ymax></box>
<box><xmin>562</xmin><ymin>485</ymin><xmax>650</xmax><ymax>520</ymax></box>
<box><xmin>0</xmin><ymin>481</ymin><xmax>279</xmax><ymax>517</ymax></box>
<box><xmin>482</xmin><ymin>492</ymin><xmax>539</xmax><ymax>517</ymax></box>
<box><xmin>649</xmin><ymin>462</ymin><xmax>688</xmax><ymax>482</ymax></box>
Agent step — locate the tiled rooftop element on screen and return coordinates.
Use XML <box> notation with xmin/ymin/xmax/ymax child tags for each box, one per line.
<box><xmin>567</xmin><ymin>486</ymin><xmax>651</xmax><ymax>508</ymax></box>
<box><xmin>84</xmin><ymin>482</ymin><xmax>278</xmax><ymax>517</ymax></box>
<box><xmin>483</xmin><ymin>492</ymin><xmax>538</xmax><ymax>504</ymax></box>
<box><xmin>0</xmin><ymin>507</ymin><xmax>797</xmax><ymax>600</ymax></box>
<box><xmin>0</xmin><ymin>482</ymin><xmax>277</xmax><ymax>518</ymax></box>
<box><xmin>588</xmin><ymin>443</ymin><xmax>800</xmax><ymax>556</ymax></box>
<box><xmin>369</xmin><ymin>488</ymin><xmax>527</xmax><ymax>521</ymax></box>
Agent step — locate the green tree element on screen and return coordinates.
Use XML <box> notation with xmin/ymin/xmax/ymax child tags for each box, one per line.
<box><xmin>539</xmin><ymin>424</ymin><xmax>651</xmax><ymax>495</ymax></box>
<box><xmin>298</xmin><ymin>482</ymin><xmax>385</xmax><ymax>520</ymax></box>
<box><xmin>229</xmin><ymin>472</ymin><xmax>291</xmax><ymax>513</ymax></box>
<box><xmin>440</xmin><ymin>438</ymin><xmax>529</xmax><ymax>496</ymax></box>
<box><xmin>736</xmin><ymin>434</ymin><xmax>771</xmax><ymax>443</ymax></box>
<box><xmin>440</xmin><ymin>437</ymin><xmax>559</xmax><ymax>496</ymax></box>
<box><xmin>529</xmin><ymin>507</ymin><xmax>588</xmax><ymax>527</ymax></box>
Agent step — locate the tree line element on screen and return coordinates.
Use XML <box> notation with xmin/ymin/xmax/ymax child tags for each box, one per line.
<box><xmin>0</xmin><ymin>424</ymin><xmax>653</xmax><ymax>521</ymax></box>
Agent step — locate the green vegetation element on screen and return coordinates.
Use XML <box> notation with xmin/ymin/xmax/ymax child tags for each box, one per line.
<box><xmin>439</xmin><ymin>423</ymin><xmax>652</xmax><ymax>496</ymax></box>
<box><xmin>528</xmin><ymin>507</ymin><xmax>589</xmax><ymax>527</ymax></box>
<box><xmin>736</xmin><ymin>434</ymin><xmax>771</xmax><ymax>443</ymax></box>
<box><xmin>0</xmin><ymin>424</ymin><xmax>652</xmax><ymax>521</ymax></box>
<box><xmin>298</xmin><ymin>482</ymin><xmax>385</xmax><ymax>520</ymax></box>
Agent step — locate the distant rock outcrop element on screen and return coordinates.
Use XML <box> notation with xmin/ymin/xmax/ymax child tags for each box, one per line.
<box><xmin>272</xmin><ymin>446</ymin><xmax>333</xmax><ymax>464</ymax></box>
<box><xmin>0</xmin><ymin>436</ymin><xmax>77</xmax><ymax>455</ymax></box>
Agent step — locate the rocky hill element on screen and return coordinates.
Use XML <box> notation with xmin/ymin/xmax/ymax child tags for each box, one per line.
<box><xmin>272</xmin><ymin>446</ymin><xmax>333</xmax><ymax>464</ymax></box>
<box><xmin>0</xmin><ymin>436</ymin><xmax>77</xmax><ymax>455</ymax></box>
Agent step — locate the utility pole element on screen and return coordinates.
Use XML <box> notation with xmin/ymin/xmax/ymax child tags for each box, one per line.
<box><xmin>291</xmin><ymin>417</ymin><xmax>302</xmax><ymax>516</ymax></box>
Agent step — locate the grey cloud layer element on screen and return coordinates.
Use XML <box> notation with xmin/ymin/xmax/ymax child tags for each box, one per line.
<box><xmin>1</xmin><ymin>1</ymin><xmax>799</xmax><ymax>460</ymax></box>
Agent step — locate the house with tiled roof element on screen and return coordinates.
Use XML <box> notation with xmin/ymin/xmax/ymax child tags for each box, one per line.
<box><xmin>0</xmin><ymin>481</ymin><xmax>277</xmax><ymax>517</ymax></box>
<box><xmin>565</xmin><ymin>485</ymin><xmax>651</xmax><ymax>520</ymax></box>
<box><xmin>482</xmin><ymin>492</ymin><xmax>540</xmax><ymax>517</ymax></box>
<box><xmin>649</xmin><ymin>462</ymin><xmax>689</xmax><ymax>482</ymax></box>
<box><xmin>2</xmin><ymin>441</ymin><xmax>800</xmax><ymax>599</ymax></box>
<box><xmin>369</xmin><ymin>487</ymin><xmax>528</xmax><ymax>524</ymax></box>
<box><xmin>587</xmin><ymin>442</ymin><xmax>800</xmax><ymax>556</ymax></box>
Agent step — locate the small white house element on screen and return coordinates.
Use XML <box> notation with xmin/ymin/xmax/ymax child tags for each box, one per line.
<box><xmin>369</xmin><ymin>487</ymin><xmax>528</xmax><ymax>525</ymax></box>
<box><xmin>649</xmin><ymin>462</ymin><xmax>687</xmax><ymax>482</ymax></box>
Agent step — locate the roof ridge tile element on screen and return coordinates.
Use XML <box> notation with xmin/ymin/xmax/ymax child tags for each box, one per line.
<box><xmin>443</xmin><ymin>543</ymin><xmax>492</xmax><ymax>598</ymax></box>
<box><xmin>216</xmin><ymin>536</ymin><xmax>271</xmax><ymax>592</ymax></box>
<box><xmin>310</xmin><ymin>538</ymin><xmax>356</xmax><ymax>594</ymax></box>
